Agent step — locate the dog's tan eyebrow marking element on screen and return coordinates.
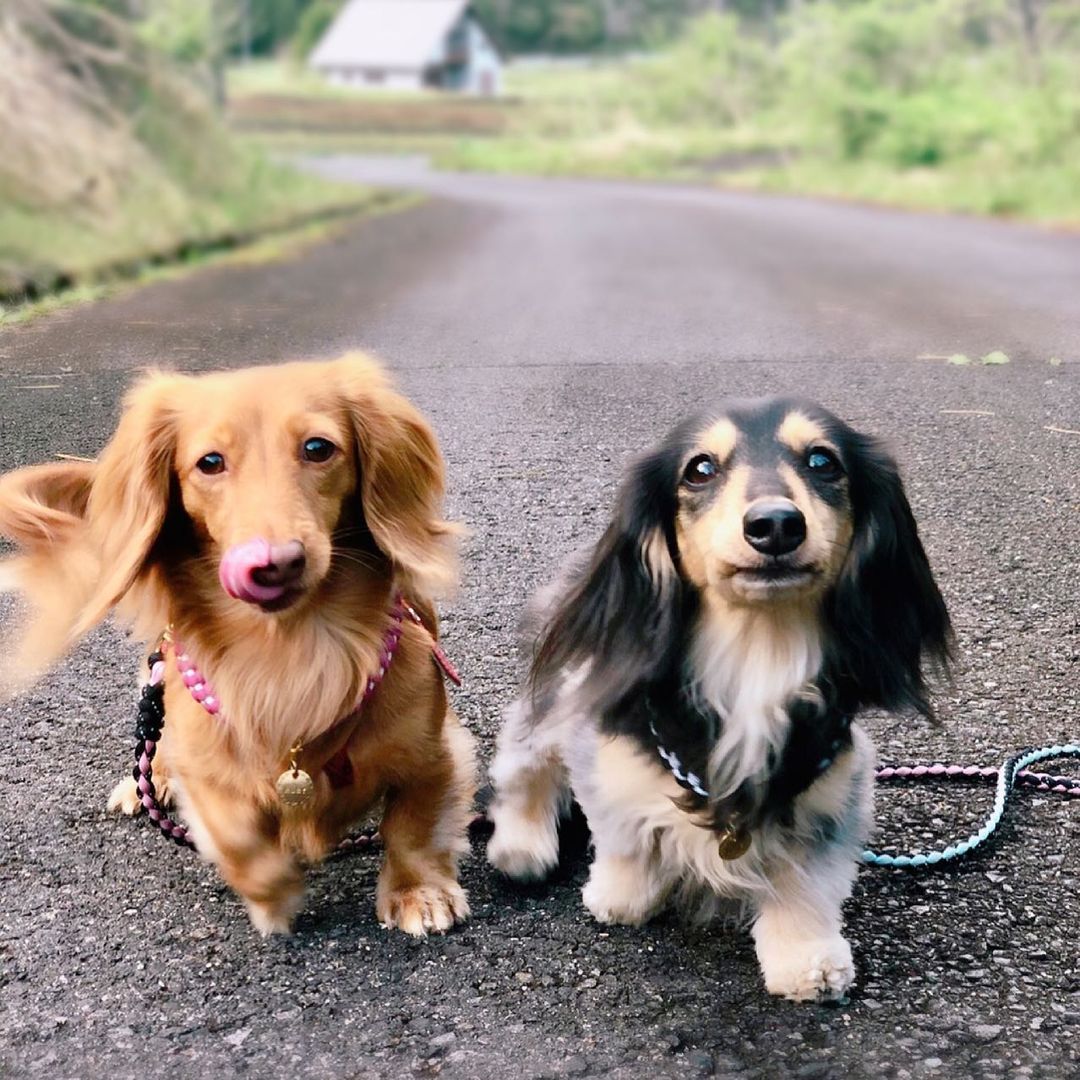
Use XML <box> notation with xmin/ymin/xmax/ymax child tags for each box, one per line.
<box><xmin>778</xmin><ymin>412</ymin><xmax>830</xmax><ymax>453</ymax></box>
<box><xmin>698</xmin><ymin>418</ymin><xmax>738</xmax><ymax>465</ymax></box>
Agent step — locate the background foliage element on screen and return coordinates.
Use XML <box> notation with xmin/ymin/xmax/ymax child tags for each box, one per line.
<box><xmin>443</xmin><ymin>0</ymin><xmax>1080</xmax><ymax>222</ymax></box>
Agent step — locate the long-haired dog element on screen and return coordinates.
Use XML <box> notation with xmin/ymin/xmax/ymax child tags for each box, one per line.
<box><xmin>0</xmin><ymin>354</ymin><xmax>475</xmax><ymax>937</ymax></box>
<box><xmin>487</xmin><ymin>398</ymin><xmax>952</xmax><ymax>1001</ymax></box>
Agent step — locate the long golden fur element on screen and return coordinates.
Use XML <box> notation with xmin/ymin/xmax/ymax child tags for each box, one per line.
<box><xmin>0</xmin><ymin>353</ymin><xmax>476</xmax><ymax>937</ymax></box>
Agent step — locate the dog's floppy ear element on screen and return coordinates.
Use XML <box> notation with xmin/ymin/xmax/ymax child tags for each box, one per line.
<box><xmin>824</xmin><ymin>434</ymin><xmax>953</xmax><ymax>718</ymax></box>
<box><xmin>0</xmin><ymin>373</ymin><xmax>179</xmax><ymax>689</ymax></box>
<box><xmin>73</xmin><ymin>373</ymin><xmax>181</xmax><ymax>637</ymax></box>
<box><xmin>0</xmin><ymin>459</ymin><xmax>96</xmax><ymax>550</ymax></box>
<box><xmin>336</xmin><ymin>354</ymin><xmax>458</xmax><ymax>597</ymax></box>
<box><xmin>531</xmin><ymin>444</ymin><xmax>691</xmax><ymax>714</ymax></box>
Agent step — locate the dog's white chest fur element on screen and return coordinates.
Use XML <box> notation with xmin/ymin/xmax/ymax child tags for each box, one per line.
<box><xmin>691</xmin><ymin>603</ymin><xmax>823</xmax><ymax>798</ymax></box>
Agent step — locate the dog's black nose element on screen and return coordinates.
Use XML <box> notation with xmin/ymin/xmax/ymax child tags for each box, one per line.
<box><xmin>252</xmin><ymin>540</ymin><xmax>307</xmax><ymax>588</ymax></box>
<box><xmin>743</xmin><ymin>500</ymin><xmax>807</xmax><ymax>556</ymax></box>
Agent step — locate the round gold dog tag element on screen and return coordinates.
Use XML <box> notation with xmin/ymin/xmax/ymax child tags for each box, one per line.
<box><xmin>717</xmin><ymin>827</ymin><xmax>751</xmax><ymax>861</ymax></box>
<box><xmin>276</xmin><ymin>767</ymin><xmax>314</xmax><ymax>807</ymax></box>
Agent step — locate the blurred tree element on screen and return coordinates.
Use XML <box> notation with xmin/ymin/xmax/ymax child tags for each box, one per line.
<box><xmin>136</xmin><ymin>0</ymin><xmax>235</xmax><ymax>104</ymax></box>
<box><xmin>291</xmin><ymin>0</ymin><xmax>346</xmax><ymax>58</ymax></box>
<box><xmin>244</xmin><ymin>0</ymin><xmax>310</xmax><ymax>56</ymax></box>
<box><xmin>505</xmin><ymin>0</ymin><xmax>554</xmax><ymax>51</ymax></box>
<box><xmin>139</xmin><ymin>0</ymin><xmax>218</xmax><ymax>64</ymax></box>
<box><xmin>547</xmin><ymin>0</ymin><xmax>605</xmax><ymax>50</ymax></box>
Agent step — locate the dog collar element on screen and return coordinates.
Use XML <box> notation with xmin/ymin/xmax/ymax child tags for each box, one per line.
<box><xmin>645</xmin><ymin>706</ymin><xmax>752</xmax><ymax>860</ymax></box>
<box><xmin>170</xmin><ymin>595</ymin><xmax>406</xmax><ymax>722</ymax></box>
<box><xmin>642</xmin><ymin>688</ymin><xmax>853</xmax><ymax>860</ymax></box>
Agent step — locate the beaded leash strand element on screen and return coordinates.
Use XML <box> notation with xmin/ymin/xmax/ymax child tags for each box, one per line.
<box><xmin>132</xmin><ymin>649</ymin><xmax>195</xmax><ymax>848</ymax></box>
<box><xmin>861</xmin><ymin>744</ymin><xmax>1080</xmax><ymax>868</ymax></box>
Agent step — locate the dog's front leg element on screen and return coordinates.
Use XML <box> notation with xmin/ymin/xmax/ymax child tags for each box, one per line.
<box><xmin>581</xmin><ymin>845</ymin><xmax>673</xmax><ymax>926</ymax></box>
<box><xmin>376</xmin><ymin>716</ymin><xmax>474</xmax><ymax>937</ymax></box>
<box><xmin>750</xmin><ymin>852</ymin><xmax>857</xmax><ymax>1003</ymax></box>
<box><xmin>181</xmin><ymin>780</ymin><xmax>305</xmax><ymax>937</ymax></box>
<box><xmin>751</xmin><ymin>736</ymin><xmax>874</xmax><ymax>1002</ymax></box>
<box><xmin>487</xmin><ymin>699</ymin><xmax>570</xmax><ymax>882</ymax></box>
<box><xmin>220</xmin><ymin>841</ymin><xmax>306</xmax><ymax>939</ymax></box>
<box><xmin>578</xmin><ymin>787</ymin><xmax>675</xmax><ymax>926</ymax></box>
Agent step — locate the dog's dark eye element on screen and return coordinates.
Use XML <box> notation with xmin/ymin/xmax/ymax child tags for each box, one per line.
<box><xmin>805</xmin><ymin>447</ymin><xmax>843</xmax><ymax>480</ymax></box>
<box><xmin>302</xmin><ymin>437</ymin><xmax>336</xmax><ymax>463</ymax></box>
<box><xmin>682</xmin><ymin>454</ymin><xmax>719</xmax><ymax>488</ymax></box>
<box><xmin>196</xmin><ymin>452</ymin><xmax>225</xmax><ymax>475</ymax></box>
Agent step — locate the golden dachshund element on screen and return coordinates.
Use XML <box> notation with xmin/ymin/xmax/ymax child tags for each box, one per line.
<box><xmin>0</xmin><ymin>354</ymin><xmax>475</xmax><ymax>937</ymax></box>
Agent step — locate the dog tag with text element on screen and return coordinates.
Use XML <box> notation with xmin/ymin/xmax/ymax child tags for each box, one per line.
<box><xmin>276</xmin><ymin>767</ymin><xmax>315</xmax><ymax>808</ymax></box>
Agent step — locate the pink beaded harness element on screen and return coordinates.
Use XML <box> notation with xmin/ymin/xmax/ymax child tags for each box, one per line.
<box><xmin>130</xmin><ymin>594</ymin><xmax>461</xmax><ymax>848</ymax></box>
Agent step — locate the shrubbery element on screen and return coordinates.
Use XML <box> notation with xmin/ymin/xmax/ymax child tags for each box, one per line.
<box><xmin>461</xmin><ymin>1</ymin><xmax>1080</xmax><ymax>220</ymax></box>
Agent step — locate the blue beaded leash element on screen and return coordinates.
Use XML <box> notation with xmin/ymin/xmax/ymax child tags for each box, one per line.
<box><xmin>862</xmin><ymin>744</ymin><xmax>1080</xmax><ymax>868</ymax></box>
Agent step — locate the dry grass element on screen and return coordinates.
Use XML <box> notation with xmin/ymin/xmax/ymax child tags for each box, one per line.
<box><xmin>0</xmin><ymin>1</ymin><xmax>216</xmax><ymax>220</ymax></box>
<box><xmin>0</xmin><ymin>0</ymin><xmax>369</xmax><ymax>301</ymax></box>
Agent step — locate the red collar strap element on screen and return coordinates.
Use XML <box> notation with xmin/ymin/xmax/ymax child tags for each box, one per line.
<box><xmin>402</xmin><ymin>600</ymin><xmax>462</xmax><ymax>687</ymax></box>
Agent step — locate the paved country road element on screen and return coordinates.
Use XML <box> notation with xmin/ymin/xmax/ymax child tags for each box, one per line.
<box><xmin>1</xmin><ymin>159</ymin><xmax>1079</xmax><ymax>1080</ymax></box>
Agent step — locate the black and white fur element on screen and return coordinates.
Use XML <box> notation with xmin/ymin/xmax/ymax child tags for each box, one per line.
<box><xmin>486</xmin><ymin>398</ymin><xmax>952</xmax><ymax>1002</ymax></box>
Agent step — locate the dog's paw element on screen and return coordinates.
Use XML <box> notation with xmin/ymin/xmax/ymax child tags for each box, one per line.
<box><xmin>377</xmin><ymin>881</ymin><xmax>470</xmax><ymax>936</ymax></box>
<box><xmin>486</xmin><ymin>803</ymin><xmax>559</xmax><ymax>882</ymax></box>
<box><xmin>756</xmin><ymin>935</ymin><xmax>855</xmax><ymax>1002</ymax></box>
<box><xmin>581</xmin><ymin>854</ymin><xmax>663</xmax><ymax>927</ymax></box>
<box><xmin>107</xmin><ymin>775</ymin><xmax>142</xmax><ymax>816</ymax></box>
<box><xmin>107</xmin><ymin>772</ymin><xmax>174</xmax><ymax>816</ymax></box>
<box><xmin>245</xmin><ymin>891</ymin><xmax>304</xmax><ymax>938</ymax></box>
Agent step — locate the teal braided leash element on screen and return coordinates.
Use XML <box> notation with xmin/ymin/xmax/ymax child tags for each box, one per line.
<box><xmin>862</xmin><ymin>744</ymin><xmax>1080</xmax><ymax>868</ymax></box>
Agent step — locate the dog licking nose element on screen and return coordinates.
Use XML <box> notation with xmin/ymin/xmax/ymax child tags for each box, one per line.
<box><xmin>219</xmin><ymin>537</ymin><xmax>306</xmax><ymax>606</ymax></box>
<box><xmin>742</xmin><ymin>498</ymin><xmax>807</xmax><ymax>557</ymax></box>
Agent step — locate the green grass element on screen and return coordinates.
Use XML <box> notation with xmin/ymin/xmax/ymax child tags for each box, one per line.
<box><xmin>725</xmin><ymin>156</ymin><xmax>1080</xmax><ymax>224</ymax></box>
<box><xmin>431</xmin><ymin>5</ymin><xmax>1080</xmax><ymax>227</ymax></box>
<box><xmin>0</xmin><ymin>149</ymin><xmax>379</xmax><ymax>301</ymax></box>
<box><xmin>228</xmin><ymin>57</ymin><xmax>355</xmax><ymax>99</ymax></box>
<box><xmin>227</xmin><ymin>58</ymin><xmax>466</xmax><ymax>104</ymax></box>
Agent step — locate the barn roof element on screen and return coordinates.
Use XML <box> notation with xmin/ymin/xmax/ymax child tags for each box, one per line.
<box><xmin>310</xmin><ymin>0</ymin><xmax>470</xmax><ymax>70</ymax></box>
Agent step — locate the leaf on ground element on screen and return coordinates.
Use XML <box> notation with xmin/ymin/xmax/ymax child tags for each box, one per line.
<box><xmin>947</xmin><ymin>353</ymin><xmax>972</xmax><ymax>365</ymax></box>
<box><xmin>980</xmin><ymin>350</ymin><xmax>1010</xmax><ymax>365</ymax></box>
<box><xmin>1049</xmin><ymin>357</ymin><xmax>1063</xmax><ymax>366</ymax></box>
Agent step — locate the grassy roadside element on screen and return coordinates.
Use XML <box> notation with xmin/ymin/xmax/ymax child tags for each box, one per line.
<box><xmin>0</xmin><ymin>3</ymin><xmax>400</xmax><ymax>313</ymax></box>
<box><xmin>441</xmin><ymin>125</ymin><xmax>1080</xmax><ymax>226</ymax></box>
<box><xmin>0</xmin><ymin>189</ymin><xmax>419</xmax><ymax>328</ymax></box>
<box><xmin>227</xmin><ymin>2</ymin><xmax>1073</xmax><ymax>230</ymax></box>
<box><xmin>0</xmin><ymin>157</ymin><xmax>390</xmax><ymax>302</ymax></box>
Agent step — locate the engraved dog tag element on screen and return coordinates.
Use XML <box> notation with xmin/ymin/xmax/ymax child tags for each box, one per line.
<box><xmin>717</xmin><ymin>827</ymin><xmax>752</xmax><ymax>861</ymax></box>
<box><xmin>276</xmin><ymin>767</ymin><xmax>314</xmax><ymax>807</ymax></box>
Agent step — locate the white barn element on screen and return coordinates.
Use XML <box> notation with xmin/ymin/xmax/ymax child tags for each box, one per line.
<box><xmin>309</xmin><ymin>0</ymin><xmax>503</xmax><ymax>96</ymax></box>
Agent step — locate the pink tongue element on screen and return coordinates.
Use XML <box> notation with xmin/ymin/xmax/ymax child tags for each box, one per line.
<box><xmin>218</xmin><ymin>538</ymin><xmax>287</xmax><ymax>604</ymax></box>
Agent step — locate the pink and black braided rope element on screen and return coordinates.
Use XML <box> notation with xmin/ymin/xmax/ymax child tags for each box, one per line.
<box><xmin>133</xmin><ymin>651</ymin><xmax>194</xmax><ymax>848</ymax></box>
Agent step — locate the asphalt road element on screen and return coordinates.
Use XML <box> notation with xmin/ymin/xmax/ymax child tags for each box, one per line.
<box><xmin>1</xmin><ymin>159</ymin><xmax>1078</xmax><ymax>1080</ymax></box>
